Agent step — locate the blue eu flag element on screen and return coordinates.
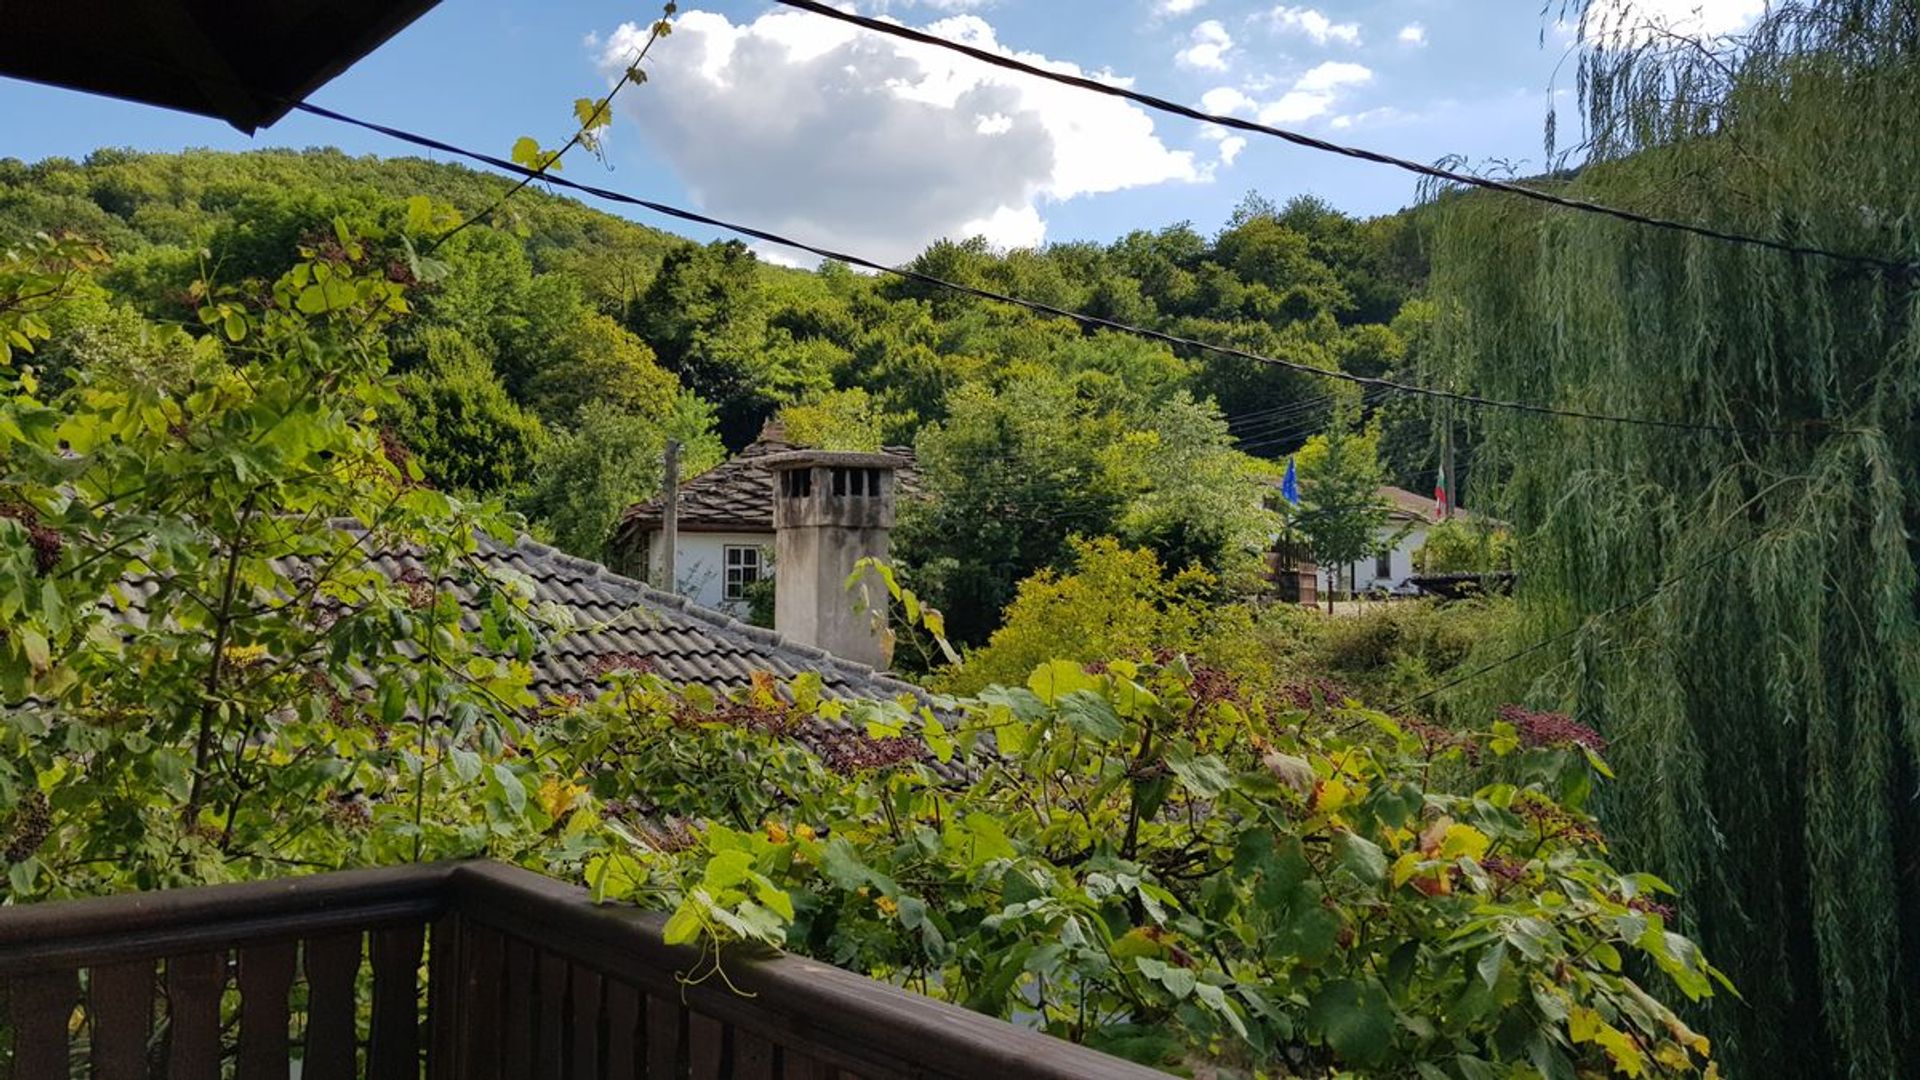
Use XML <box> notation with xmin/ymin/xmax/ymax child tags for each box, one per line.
<box><xmin>1281</xmin><ymin>457</ymin><xmax>1301</xmax><ymax>506</ymax></box>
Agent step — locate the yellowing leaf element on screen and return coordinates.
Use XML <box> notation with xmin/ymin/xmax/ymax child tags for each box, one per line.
<box><xmin>537</xmin><ymin>774</ymin><xmax>585</xmax><ymax>820</ymax></box>
<box><xmin>1596</xmin><ymin>1024</ymin><xmax>1649</xmax><ymax>1077</ymax></box>
<box><xmin>1390</xmin><ymin>851</ymin><xmax>1421</xmax><ymax>888</ymax></box>
<box><xmin>1027</xmin><ymin>659</ymin><xmax>1092</xmax><ymax>705</ymax></box>
<box><xmin>1313</xmin><ymin>777</ymin><xmax>1352</xmax><ymax>814</ymax></box>
<box><xmin>1569</xmin><ymin>1006</ymin><xmax>1603</xmax><ymax>1044</ymax></box>
<box><xmin>1439</xmin><ymin>824</ymin><xmax>1491</xmax><ymax>861</ymax></box>
<box><xmin>1664</xmin><ymin>1015</ymin><xmax>1710</xmax><ymax>1057</ymax></box>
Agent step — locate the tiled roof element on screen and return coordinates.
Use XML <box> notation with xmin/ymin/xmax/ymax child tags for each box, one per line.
<box><xmin>111</xmin><ymin>524</ymin><xmax>922</xmax><ymax>706</ymax></box>
<box><xmin>1266</xmin><ymin>480</ymin><xmax>1468</xmax><ymax>525</ymax></box>
<box><xmin>1379</xmin><ymin>485</ymin><xmax>1444</xmax><ymax>522</ymax></box>
<box><xmin>614</xmin><ymin>432</ymin><xmax>921</xmax><ymax>545</ymax></box>
<box><xmin>400</xmin><ymin>529</ymin><xmax>922</xmax><ymax>703</ymax></box>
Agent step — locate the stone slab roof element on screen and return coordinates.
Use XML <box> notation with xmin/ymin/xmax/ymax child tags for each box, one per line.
<box><xmin>614</xmin><ymin>432</ymin><xmax>920</xmax><ymax>546</ymax></box>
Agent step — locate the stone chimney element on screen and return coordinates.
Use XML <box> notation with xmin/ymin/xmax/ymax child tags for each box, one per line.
<box><xmin>759</xmin><ymin>450</ymin><xmax>901</xmax><ymax>668</ymax></box>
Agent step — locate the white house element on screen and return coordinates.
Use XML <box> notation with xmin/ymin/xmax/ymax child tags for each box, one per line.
<box><xmin>611</xmin><ymin>423</ymin><xmax>919</xmax><ymax>621</ymax></box>
<box><xmin>1271</xmin><ymin>484</ymin><xmax>1451</xmax><ymax>599</ymax></box>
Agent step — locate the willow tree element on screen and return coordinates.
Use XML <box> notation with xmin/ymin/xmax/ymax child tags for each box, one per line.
<box><xmin>1426</xmin><ymin>4</ymin><xmax>1920</xmax><ymax>1077</ymax></box>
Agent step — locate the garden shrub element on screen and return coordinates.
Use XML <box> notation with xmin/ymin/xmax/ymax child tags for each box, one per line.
<box><xmin>540</xmin><ymin>659</ymin><xmax>1726</xmax><ymax>1078</ymax></box>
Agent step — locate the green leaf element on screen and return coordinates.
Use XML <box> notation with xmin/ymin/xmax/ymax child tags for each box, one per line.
<box><xmin>1166</xmin><ymin>749</ymin><xmax>1233</xmax><ymax>798</ymax></box>
<box><xmin>1335</xmin><ymin>830</ymin><xmax>1388</xmax><ymax>885</ymax></box>
<box><xmin>1027</xmin><ymin>659</ymin><xmax>1093</xmax><ymax>705</ymax></box>
<box><xmin>703</xmin><ymin>849</ymin><xmax>754</xmax><ymax>890</ymax></box>
<box><xmin>1476</xmin><ymin>941</ymin><xmax>1507</xmax><ymax>989</ymax></box>
<box><xmin>1056</xmin><ymin>689</ymin><xmax>1124</xmax><ymax>742</ymax></box>
<box><xmin>1309</xmin><ymin>978</ymin><xmax>1394</xmax><ymax>1067</ymax></box>
<box><xmin>1194</xmin><ymin>982</ymin><xmax>1248</xmax><ymax>1040</ymax></box>
<box><xmin>491</xmin><ymin>763</ymin><xmax>526</xmax><ymax>815</ymax></box>
<box><xmin>574</xmin><ymin>97</ymin><xmax>608</xmax><ymax>130</ymax></box>
<box><xmin>510</xmin><ymin>136</ymin><xmax>547</xmax><ymax>171</ymax></box>
<box><xmin>963</xmin><ymin>813</ymin><xmax>1017</xmax><ymax>865</ymax></box>
<box><xmin>662</xmin><ymin>901</ymin><xmax>703</xmax><ymax>945</ymax></box>
<box><xmin>18</xmin><ymin>627</ymin><xmax>49</xmax><ymax>672</ymax></box>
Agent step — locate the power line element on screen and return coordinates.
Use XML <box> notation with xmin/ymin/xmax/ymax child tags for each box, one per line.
<box><xmin>289</xmin><ymin>101</ymin><xmax>1832</xmax><ymax>439</ymax></box>
<box><xmin>771</xmin><ymin>0</ymin><xmax>1918</xmax><ymax>280</ymax></box>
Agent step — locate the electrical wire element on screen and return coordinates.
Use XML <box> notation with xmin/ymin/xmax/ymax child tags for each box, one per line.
<box><xmin>288</xmin><ymin>101</ymin><xmax>1829</xmax><ymax>441</ymax></box>
<box><xmin>771</xmin><ymin>0</ymin><xmax>1919</xmax><ymax>280</ymax></box>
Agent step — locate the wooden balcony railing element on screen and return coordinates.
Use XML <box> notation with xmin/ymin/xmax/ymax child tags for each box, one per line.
<box><xmin>0</xmin><ymin>861</ymin><xmax>1166</xmax><ymax>1079</ymax></box>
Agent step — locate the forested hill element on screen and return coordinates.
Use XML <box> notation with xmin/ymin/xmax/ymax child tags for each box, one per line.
<box><xmin>0</xmin><ymin>147</ymin><xmax>1441</xmax><ymax>629</ymax></box>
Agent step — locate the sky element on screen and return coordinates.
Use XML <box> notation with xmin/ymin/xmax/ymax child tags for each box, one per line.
<box><xmin>0</xmin><ymin>0</ymin><xmax>1766</xmax><ymax>266</ymax></box>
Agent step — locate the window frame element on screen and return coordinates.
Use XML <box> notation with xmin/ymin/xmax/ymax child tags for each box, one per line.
<box><xmin>723</xmin><ymin>544</ymin><xmax>765</xmax><ymax>601</ymax></box>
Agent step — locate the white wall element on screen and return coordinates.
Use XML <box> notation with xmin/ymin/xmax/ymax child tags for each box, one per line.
<box><xmin>648</xmin><ymin>530</ymin><xmax>775</xmax><ymax>616</ymax></box>
<box><xmin>1341</xmin><ymin>521</ymin><xmax>1428</xmax><ymax>595</ymax></box>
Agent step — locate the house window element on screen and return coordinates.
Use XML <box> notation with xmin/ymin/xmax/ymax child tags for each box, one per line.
<box><xmin>724</xmin><ymin>546</ymin><xmax>764</xmax><ymax>601</ymax></box>
<box><xmin>781</xmin><ymin>469</ymin><xmax>812</xmax><ymax>498</ymax></box>
<box><xmin>1375</xmin><ymin>549</ymin><xmax>1393</xmax><ymax>580</ymax></box>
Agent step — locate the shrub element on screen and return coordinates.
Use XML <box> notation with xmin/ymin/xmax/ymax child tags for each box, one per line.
<box><xmin>540</xmin><ymin>660</ymin><xmax>1727</xmax><ymax>1078</ymax></box>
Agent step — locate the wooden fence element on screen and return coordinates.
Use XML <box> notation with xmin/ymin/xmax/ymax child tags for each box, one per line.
<box><xmin>0</xmin><ymin>861</ymin><xmax>1166</xmax><ymax>1079</ymax></box>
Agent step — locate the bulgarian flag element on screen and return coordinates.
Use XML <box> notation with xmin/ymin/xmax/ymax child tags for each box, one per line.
<box><xmin>1434</xmin><ymin>465</ymin><xmax>1449</xmax><ymax>519</ymax></box>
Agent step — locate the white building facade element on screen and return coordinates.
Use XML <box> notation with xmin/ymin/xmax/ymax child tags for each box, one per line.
<box><xmin>1271</xmin><ymin>485</ymin><xmax>1446</xmax><ymax>599</ymax></box>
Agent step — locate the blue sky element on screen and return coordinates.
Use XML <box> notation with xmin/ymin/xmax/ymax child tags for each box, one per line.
<box><xmin>0</xmin><ymin>0</ymin><xmax>1762</xmax><ymax>263</ymax></box>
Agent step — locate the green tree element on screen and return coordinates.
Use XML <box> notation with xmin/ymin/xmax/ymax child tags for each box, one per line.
<box><xmin>1109</xmin><ymin>393</ymin><xmax>1278</xmax><ymax>585</ymax></box>
<box><xmin>525</xmin><ymin>310</ymin><xmax>682</xmax><ymax>422</ymax></box>
<box><xmin>631</xmin><ymin>239</ymin><xmax>770</xmax><ymax>443</ymax></box>
<box><xmin>391</xmin><ymin>326</ymin><xmax>548</xmax><ymax>494</ymax></box>
<box><xmin>1426</xmin><ymin>5</ymin><xmax>1920</xmax><ymax>1075</ymax></box>
<box><xmin>519</xmin><ymin>396</ymin><xmax>724</xmax><ymax>562</ymax></box>
<box><xmin>776</xmin><ymin>387</ymin><xmax>887</xmax><ymax>451</ymax></box>
<box><xmin>0</xmin><ymin>231</ymin><xmax>544</xmax><ymax>898</ymax></box>
<box><xmin>1293</xmin><ymin>406</ymin><xmax>1394</xmax><ymax>611</ymax></box>
<box><xmin>895</xmin><ymin>372</ymin><xmax>1129</xmax><ymax>646</ymax></box>
<box><xmin>1415</xmin><ymin>519</ymin><xmax>1511</xmax><ymax>574</ymax></box>
<box><xmin>941</xmin><ymin>537</ymin><xmax>1220</xmax><ymax>693</ymax></box>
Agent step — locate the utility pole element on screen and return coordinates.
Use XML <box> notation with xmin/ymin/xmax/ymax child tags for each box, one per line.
<box><xmin>658</xmin><ymin>439</ymin><xmax>681</xmax><ymax>594</ymax></box>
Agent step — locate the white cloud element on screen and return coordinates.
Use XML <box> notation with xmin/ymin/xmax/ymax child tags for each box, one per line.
<box><xmin>1295</xmin><ymin>60</ymin><xmax>1372</xmax><ymax>93</ymax></box>
<box><xmin>1330</xmin><ymin>106</ymin><xmax>1404</xmax><ymax>130</ymax></box>
<box><xmin>1174</xmin><ymin>19</ymin><xmax>1235</xmax><ymax>70</ymax></box>
<box><xmin>1583</xmin><ymin>0</ymin><xmax>1766</xmax><ymax>42</ymax></box>
<box><xmin>1200</xmin><ymin>86</ymin><xmax>1258</xmax><ymax>116</ymax></box>
<box><xmin>1216</xmin><ymin>135</ymin><xmax>1248</xmax><ymax>164</ymax></box>
<box><xmin>1265</xmin><ymin>7</ymin><xmax>1361</xmax><ymax>47</ymax></box>
<box><xmin>872</xmin><ymin>0</ymin><xmax>993</xmax><ymax>10</ymax></box>
<box><xmin>1397</xmin><ymin>22</ymin><xmax>1427</xmax><ymax>46</ymax></box>
<box><xmin>1154</xmin><ymin>0</ymin><xmax>1205</xmax><ymax>13</ymax></box>
<box><xmin>1221</xmin><ymin>60</ymin><xmax>1374</xmax><ymax>126</ymax></box>
<box><xmin>597</xmin><ymin>10</ymin><xmax>1202</xmax><ymax>263</ymax></box>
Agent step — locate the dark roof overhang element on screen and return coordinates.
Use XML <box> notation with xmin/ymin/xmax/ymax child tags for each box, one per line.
<box><xmin>0</xmin><ymin>0</ymin><xmax>440</xmax><ymax>133</ymax></box>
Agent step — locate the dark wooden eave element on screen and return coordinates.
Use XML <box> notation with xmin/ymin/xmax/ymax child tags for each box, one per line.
<box><xmin>0</xmin><ymin>0</ymin><xmax>441</xmax><ymax>133</ymax></box>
